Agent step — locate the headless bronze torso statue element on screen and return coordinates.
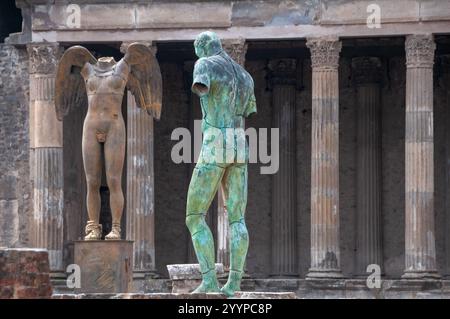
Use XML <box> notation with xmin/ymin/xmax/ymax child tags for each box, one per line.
<box><xmin>55</xmin><ymin>43</ymin><xmax>162</xmax><ymax>240</ymax></box>
<box><xmin>81</xmin><ymin>57</ymin><xmax>128</xmax><ymax>240</ymax></box>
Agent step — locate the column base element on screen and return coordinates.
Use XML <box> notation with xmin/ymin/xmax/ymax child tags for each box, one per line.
<box><xmin>402</xmin><ymin>270</ymin><xmax>441</xmax><ymax>280</ymax></box>
<box><xmin>132</xmin><ymin>269</ymin><xmax>163</xmax><ymax>293</ymax></box>
<box><xmin>306</xmin><ymin>269</ymin><xmax>344</xmax><ymax>279</ymax></box>
<box><xmin>269</xmin><ymin>273</ymin><xmax>299</xmax><ymax>278</ymax></box>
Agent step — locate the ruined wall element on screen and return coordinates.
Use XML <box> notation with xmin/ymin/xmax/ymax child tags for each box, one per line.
<box><xmin>0</xmin><ymin>44</ymin><xmax>31</xmax><ymax>248</ymax></box>
<box><xmin>0</xmin><ymin>248</ymin><xmax>52</xmax><ymax>298</ymax></box>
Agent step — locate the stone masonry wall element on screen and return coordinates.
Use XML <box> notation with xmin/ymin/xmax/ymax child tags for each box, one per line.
<box><xmin>0</xmin><ymin>248</ymin><xmax>52</xmax><ymax>298</ymax></box>
<box><xmin>0</xmin><ymin>44</ymin><xmax>31</xmax><ymax>249</ymax></box>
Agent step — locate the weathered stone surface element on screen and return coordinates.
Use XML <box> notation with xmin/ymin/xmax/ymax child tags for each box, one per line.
<box><xmin>319</xmin><ymin>0</ymin><xmax>420</xmax><ymax>25</ymax></box>
<box><xmin>32</xmin><ymin>4</ymin><xmax>136</xmax><ymax>31</ymax></box>
<box><xmin>52</xmin><ymin>291</ymin><xmax>295</xmax><ymax>299</ymax></box>
<box><xmin>125</xmin><ymin>42</ymin><xmax>156</xmax><ymax>273</ymax></box>
<box><xmin>420</xmin><ymin>0</ymin><xmax>450</xmax><ymax>21</ymax></box>
<box><xmin>307</xmin><ymin>37</ymin><xmax>343</xmax><ymax>279</ymax></box>
<box><xmin>74</xmin><ymin>240</ymin><xmax>133</xmax><ymax>293</ymax></box>
<box><xmin>0</xmin><ymin>44</ymin><xmax>31</xmax><ymax>249</ymax></box>
<box><xmin>167</xmin><ymin>263</ymin><xmax>224</xmax><ymax>280</ymax></box>
<box><xmin>403</xmin><ymin>34</ymin><xmax>439</xmax><ymax>279</ymax></box>
<box><xmin>28</xmin><ymin>0</ymin><xmax>450</xmax><ymax>33</ymax></box>
<box><xmin>52</xmin><ymin>278</ymin><xmax>450</xmax><ymax>298</ymax></box>
<box><xmin>0</xmin><ymin>200</ymin><xmax>19</xmax><ymax>247</ymax></box>
<box><xmin>31</xmin><ymin>2</ymin><xmax>231</xmax><ymax>31</ymax></box>
<box><xmin>0</xmin><ymin>248</ymin><xmax>52</xmax><ymax>299</ymax></box>
<box><xmin>137</xmin><ymin>3</ymin><xmax>231</xmax><ymax>29</ymax></box>
<box><xmin>231</xmin><ymin>0</ymin><xmax>318</xmax><ymax>27</ymax></box>
<box><xmin>232</xmin><ymin>291</ymin><xmax>296</xmax><ymax>299</ymax></box>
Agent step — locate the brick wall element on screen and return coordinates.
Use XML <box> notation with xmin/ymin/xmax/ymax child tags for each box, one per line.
<box><xmin>0</xmin><ymin>248</ymin><xmax>52</xmax><ymax>299</ymax></box>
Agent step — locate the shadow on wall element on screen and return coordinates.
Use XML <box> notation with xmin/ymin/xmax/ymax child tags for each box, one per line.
<box><xmin>0</xmin><ymin>0</ymin><xmax>22</xmax><ymax>43</ymax></box>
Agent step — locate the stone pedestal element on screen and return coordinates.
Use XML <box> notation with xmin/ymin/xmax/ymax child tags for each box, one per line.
<box><xmin>167</xmin><ymin>263</ymin><xmax>225</xmax><ymax>293</ymax></box>
<box><xmin>74</xmin><ymin>240</ymin><xmax>133</xmax><ymax>293</ymax></box>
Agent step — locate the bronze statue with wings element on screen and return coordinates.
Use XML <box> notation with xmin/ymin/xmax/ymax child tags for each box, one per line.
<box><xmin>55</xmin><ymin>43</ymin><xmax>162</xmax><ymax>240</ymax></box>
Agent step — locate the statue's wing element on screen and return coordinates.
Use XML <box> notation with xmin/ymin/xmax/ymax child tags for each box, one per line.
<box><xmin>55</xmin><ymin>46</ymin><xmax>97</xmax><ymax>121</ymax></box>
<box><xmin>126</xmin><ymin>43</ymin><xmax>162</xmax><ymax>119</ymax></box>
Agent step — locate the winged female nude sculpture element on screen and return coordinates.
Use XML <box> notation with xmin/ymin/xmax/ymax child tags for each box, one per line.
<box><xmin>55</xmin><ymin>43</ymin><xmax>162</xmax><ymax>240</ymax></box>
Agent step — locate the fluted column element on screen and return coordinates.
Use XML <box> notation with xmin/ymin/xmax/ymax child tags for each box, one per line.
<box><xmin>269</xmin><ymin>59</ymin><xmax>298</xmax><ymax>276</ymax></box>
<box><xmin>403</xmin><ymin>34</ymin><xmax>439</xmax><ymax>279</ymax></box>
<box><xmin>352</xmin><ymin>57</ymin><xmax>383</xmax><ymax>276</ymax></box>
<box><xmin>306</xmin><ymin>38</ymin><xmax>343</xmax><ymax>278</ymax></box>
<box><xmin>27</xmin><ymin>43</ymin><xmax>64</xmax><ymax>272</ymax></box>
<box><xmin>443</xmin><ymin>55</ymin><xmax>450</xmax><ymax>278</ymax></box>
<box><xmin>217</xmin><ymin>38</ymin><xmax>248</xmax><ymax>270</ymax></box>
<box><xmin>122</xmin><ymin>42</ymin><xmax>157</xmax><ymax>275</ymax></box>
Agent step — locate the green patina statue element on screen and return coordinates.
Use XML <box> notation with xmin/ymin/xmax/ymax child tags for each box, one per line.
<box><xmin>186</xmin><ymin>31</ymin><xmax>257</xmax><ymax>297</ymax></box>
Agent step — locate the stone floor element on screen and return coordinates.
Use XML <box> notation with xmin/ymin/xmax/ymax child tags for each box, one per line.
<box><xmin>52</xmin><ymin>292</ymin><xmax>296</xmax><ymax>299</ymax></box>
<box><xmin>53</xmin><ymin>278</ymin><xmax>450</xmax><ymax>299</ymax></box>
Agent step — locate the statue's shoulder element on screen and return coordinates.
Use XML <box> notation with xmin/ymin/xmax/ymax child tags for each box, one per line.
<box><xmin>194</xmin><ymin>57</ymin><xmax>211</xmax><ymax>67</ymax></box>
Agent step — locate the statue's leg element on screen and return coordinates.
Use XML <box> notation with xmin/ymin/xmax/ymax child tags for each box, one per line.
<box><xmin>186</xmin><ymin>162</ymin><xmax>225</xmax><ymax>293</ymax></box>
<box><xmin>104</xmin><ymin>123</ymin><xmax>126</xmax><ymax>240</ymax></box>
<box><xmin>82</xmin><ymin>126</ymin><xmax>103</xmax><ymax>240</ymax></box>
<box><xmin>220</xmin><ymin>163</ymin><xmax>249</xmax><ymax>297</ymax></box>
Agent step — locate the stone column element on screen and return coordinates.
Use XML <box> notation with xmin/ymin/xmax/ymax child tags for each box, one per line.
<box><xmin>443</xmin><ymin>55</ymin><xmax>450</xmax><ymax>278</ymax></box>
<box><xmin>268</xmin><ymin>59</ymin><xmax>298</xmax><ymax>276</ymax></box>
<box><xmin>27</xmin><ymin>43</ymin><xmax>64</xmax><ymax>272</ymax></box>
<box><xmin>122</xmin><ymin>42</ymin><xmax>158</xmax><ymax>276</ymax></box>
<box><xmin>352</xmin><ymin>57</ymin><xmax>383</xmax><ymax>276</ymax></box>
<box><xmin>218</xmin><ymin>38</ymin><xmax>248</xmax><ymax>270</ymax></box>
<box><xmin>306</xmin><ymin>37</ymin><xmax>343</xmax><ymax>278</ymax></box>
<box><xmin>403</xmin><ymin>34</ymin><xmax>439</xmax><ymax>279</ymax></box>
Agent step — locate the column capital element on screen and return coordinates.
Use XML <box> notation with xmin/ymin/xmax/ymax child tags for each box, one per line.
<box><xmin>27</xmin><ymin>43</ymin><xmax>61</xmax><ymax>75</ymax></box>
<box><xmin>120</xmin><ymin>41</ymin><xmax>157</xmax><ymax>55</ymax></box>
<box><xmin>222</xmin><ymin>38</ymin><xmax>248</xmax><ymax>66</ymax></box>
<box><xmin>351</xmin><ymin>57</ymin><xmax>382</xmax><ymax>85</ymax></box>
<box><xmin>405</xmin><ymin>34</ymin><xmax>435</xmax><ymax>68</ymax></box>
<box><xmin>268</xmin><ymin>58</ymin><xmax>297</xmax><ymax>86</ymax></box>
<box><xmin>306</xmin><ymin>37</ymin><xmax>342</xmax><ymax>70</ymax></box>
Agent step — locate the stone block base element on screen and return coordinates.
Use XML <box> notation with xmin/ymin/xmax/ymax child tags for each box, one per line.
<box><xmin>167</xmin><ymin>263</ymin><xmax>225</xmax><ymax>293</ymax></box>
<box><xmin>52</xmin><ymin>292</ymin><xmax>296</xmax><ymax>299</ymax></box>
<box><xmin>74</xmin><ymin>240</ymin><xmax>133</xmax><ymax>293</ymax></box>
<box><xmin>0</xmin><ymin>248</ymin><xmax>52</xmax><ymax>299</ymax></box>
